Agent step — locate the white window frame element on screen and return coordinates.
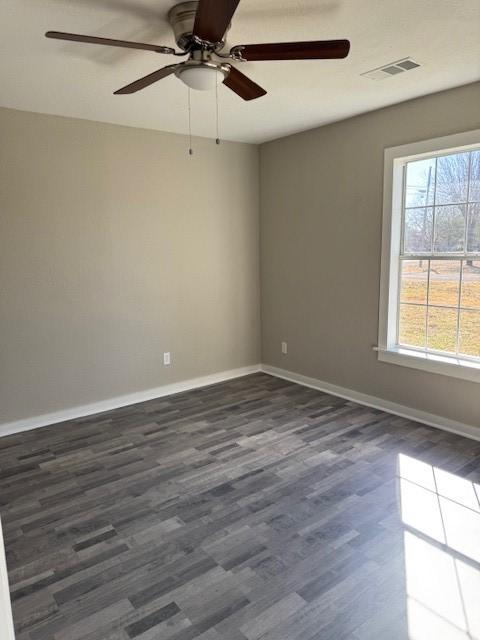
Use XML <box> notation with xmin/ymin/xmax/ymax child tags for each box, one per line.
<box><xmin>378</xmin><ymin>129</ymin><xmax>480</xmax><ymax>383</ymax></box>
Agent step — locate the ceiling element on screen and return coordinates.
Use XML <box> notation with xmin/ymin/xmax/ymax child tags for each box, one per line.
<box><xmin>1</xmin><ymin>0</ymin><xmax>479</xmax><ymax>144</ymax></box>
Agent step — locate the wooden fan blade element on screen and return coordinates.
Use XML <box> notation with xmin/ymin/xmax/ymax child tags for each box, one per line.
<box><xmin>193</xmin><ymin>0</ymin><xmax>241</xmax><ymax>43</ymax></box>
<box><xmin>45</xmin><ymin>31</ymin><xmax>175</xmax><ymax>55</ymax></box>
<box><xmin>233</xmin><ymin>39</ymin><xmax>351</xmax><ymax>61</ymax></box>
<box><xmin>114</xmin><ymin>65</ymin><xmax>178</xmax><ymax>94</ymax></box>
<box><xmin>223</xmin><ymin>66</ymin><xmax>266</xmax><ymax>101</ymax></box>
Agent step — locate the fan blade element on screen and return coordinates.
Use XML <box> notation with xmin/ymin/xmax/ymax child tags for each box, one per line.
<box><xmin>45</xmin><ymin>31</ymin><xmax>176</xmax><ymax>55</ymax></box>
<box><xmin>223</xmin><ymin>66</ymin><xmax>266</xmax><ymax>101</ymax></box>
<box><xmin>193</xmin><ymin>0</ymin><xmax>241</xmax><ymax>43</ymax></box>
<box><xmin>232</xmin><ymin>39</ymin><xmax>350</xmax><ymax>61</ymax></box>
<box><xmin>114</xmin><ymin>65</ymin><xmax>178</xmax><ymax>94</ymax></box>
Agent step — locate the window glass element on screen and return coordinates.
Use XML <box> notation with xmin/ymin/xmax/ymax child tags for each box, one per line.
<box><xmin>400</xmin><ymin>261</ymin><xmax>428</xmax><ymax>304</ymax></box>
<box><xmin>405</xmin><ymin>158</ymin><xmax>436</xmax><ymax>208</ymax></box>
<box><xmin>399</xmin><ymin>304</ymin><xmax>426</xmax><ymax>349</ymax></box>
<box><xmin>428</xmin><ymin>261</ymin><xmax>461</xmax><ymax>308</ymax></box>
<box><xmin>427</xmin><ymin>307</ymin><xmax>458</xmax><ymax>353</ymax></box>
<box><xmin>469</xmin><ymin>151</ymin><xmax>480</xmax><ymax>202</ymax></box>
<box><xmin>461</xmin><ymin>261</ymin><xmax>480</xmax><ymax>310</ymax></box>
<box><xmin>433</xmin><ymin>205</ymin><xmax>466</xmax><ymax>253</ymax></box>
<box><xmin>398</xmin><ymin>148</ymin><xmax>480</xmax><ymax>361</ymax></box>
<box><xmin>435</xmin><ymin>153</ymin><xmax>469</xmax><ymax>205</ymax></box>
<box><xmin>404</xmin><ymin>208</ymin><xmax>433</xmax><ymax>253</ymax></box>
<box><xmin>467</xmin><ymin>204</ymin><xmax>480</xmax><ymax>252</ymax></box>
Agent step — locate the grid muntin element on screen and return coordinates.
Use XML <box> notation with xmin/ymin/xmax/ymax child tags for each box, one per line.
<box><xmin>403</xmin><ymin>204</ymin><xmax>480</xmax><ymax>255</ymax></box>
<box><xmin>398</xmin><ymin>148</ymin><xmax>480</xmax><ymax>360</ymax></box>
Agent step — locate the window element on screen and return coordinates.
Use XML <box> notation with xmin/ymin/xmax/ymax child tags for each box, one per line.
<box><xmin>378</xmin><ymin>130</ymin><xmax>480</xmax><ymax>382</ymax></box>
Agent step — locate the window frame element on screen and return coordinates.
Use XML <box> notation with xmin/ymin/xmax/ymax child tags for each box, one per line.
<box><xmin>378</xmin><ymin>129</ymin><xmax>480</xmax><ymax>383</ymax></box>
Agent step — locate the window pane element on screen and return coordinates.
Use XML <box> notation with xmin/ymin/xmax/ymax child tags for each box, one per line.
<box><xmin>399</xmin><ymin>304</ymin><xmax>426</xmax><ymax>348</ymax></box>
<box><xmin>461</xmin><ymin>260</ymin><xmax>480</xmax><ymax>310</ymax></box>
<box><xmin>435</xmin><ymin>152</ymin><xmax>469</xmax><ymax>205</ymax></box>
<box><xmin>405</xmin><ymin>158</ymin><xmax>436</xmax><ymax>208</ymax></box>
<box><xmin>400</xmin><ymin>260</ymin><xmax>428</xmax><ymax>304</ymax></box>
<box><xmin>427</xmin><ymin>307</ymin><xmax>457</xmax><ymax>353</ymax></box>
<box><xmin>433</xmin><ymin>205</ymin><xmax>466</xmax><ymax>252</ymax></box>
<box><xmin>404</xmin><ymin>207</ymin><xmax>433</xmax><ymax>253</ymax></box>
<box><xmin>428</xmin><ymin>260</ymin><xmax>461</xmax><ymax>307</ymax></box>
<box><xmin>458</xmin><ymin>310</ymin><xmax>480</xmax><ymax>358</ymax></box>
<box><xmin>397</xmin><ymin>148</ymin><xmax>480</xmax><ymax>363</ymax></box>
<box><xmin>467</xmin><ymin>203</ymin><xmax>480</xmax><ymax>252</ymax></box>
<box><xmin>470</xmin><ymin>150</ymin><xmax>480</xmax><ymax>202</ymax></box>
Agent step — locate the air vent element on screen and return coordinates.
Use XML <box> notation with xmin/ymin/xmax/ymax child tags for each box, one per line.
<box><xmin>362</xmin><ymin>57</ymin><xmax>421</xmax><ymax>81</ymax></box>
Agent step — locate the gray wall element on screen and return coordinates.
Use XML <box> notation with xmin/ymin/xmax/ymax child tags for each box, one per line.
<box><xmin>2</xmin><ymin>83</ymin><xmax>480</xmax><ymax>429</ymax></box>
<box><xmin>260</xmin><ymin>82</ymin><xmax>480</xmax><ymax>428</ymax></box>
<box><xmin>0</xmin><ymin>108</ymin><xmax>260</xmax><ymax>424</ymax></box>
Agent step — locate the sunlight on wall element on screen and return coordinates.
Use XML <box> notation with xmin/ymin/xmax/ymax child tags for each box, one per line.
<box><xmin>398</xmin><ymin>454</ymin><xmax>480</xmax><ymax>640</ymax></box>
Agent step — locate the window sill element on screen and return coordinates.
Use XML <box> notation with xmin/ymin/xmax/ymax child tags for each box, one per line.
<box><xmin>376</xmin><ymin>347</ymin><xmax>480</xmax><ymax>384</ymax></box>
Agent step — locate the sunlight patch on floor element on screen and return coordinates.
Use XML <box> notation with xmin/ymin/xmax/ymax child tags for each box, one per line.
<box><xmin>398</xmin><ymin>453</ymin><xmax>480</xmax><ymax>640</ymax></box>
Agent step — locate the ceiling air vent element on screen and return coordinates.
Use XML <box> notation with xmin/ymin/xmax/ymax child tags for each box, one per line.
<box><xmin>362</xmin><ymin>57</ymin><xmax>421</xmax><ymax>80</ymax></box>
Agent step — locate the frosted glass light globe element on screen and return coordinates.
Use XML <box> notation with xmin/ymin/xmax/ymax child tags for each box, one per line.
<box><xmin>178</xmin><ymin>65</ymin><xmax>225</xmax><ymax>91</ymax></box>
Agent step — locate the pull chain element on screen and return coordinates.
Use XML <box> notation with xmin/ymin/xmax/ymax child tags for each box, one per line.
<box><xmin>187</xmin><ymin>85</ymin><xmax>221</xmax><ymax>154</ymax></box>
<box><xmin>215</xmin><ymin>80</ymin><xmax>220</xmax><ymax>145</ymax></box>
<box><xmin>188</xmin><ymin>87</ymin><xmax>193</xmax><ymax>156</ymax></box>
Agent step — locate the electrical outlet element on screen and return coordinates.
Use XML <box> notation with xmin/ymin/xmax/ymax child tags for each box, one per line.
<box><xmin>281</xmin><ymin>341</ymin><xmax>288</xmax><ymax>355</ymax></box>
<box><xmin>163</xmin><ymin>352</ymin><xmax>171</xmax><ymax>366</ymax></box>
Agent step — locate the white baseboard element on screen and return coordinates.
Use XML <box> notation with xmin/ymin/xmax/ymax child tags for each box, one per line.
<box><xmin>2</xmin><ymin>362</ymin><xmax>477</xmax><ymax>443</ymax></box>
<box><xmin>0</xmin><ymin>364</ymin><xmax>261</xmax><ymax>438</ymax></box>
<box><xmin>261</xmin><ymin>364</ymin><xmax>480</xmax><ymax>442</ymax></box>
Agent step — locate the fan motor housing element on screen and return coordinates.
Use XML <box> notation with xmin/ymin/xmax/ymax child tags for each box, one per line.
<box><xmin>168</xmin><ymin>1</ymin><xmax>230</xmax><ymax>51</ymax></box>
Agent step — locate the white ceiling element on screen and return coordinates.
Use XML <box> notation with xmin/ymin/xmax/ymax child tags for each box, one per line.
<box><xmin>1</xmin><ymin>0</ymin><xmax>479</xmax><ymax>143</ymax></box>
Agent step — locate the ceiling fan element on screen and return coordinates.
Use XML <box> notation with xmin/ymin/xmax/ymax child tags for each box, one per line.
<box><xmin>46</xmin><ymin>0</ymin><xmax>350</xmax><ymax>100</ymax></box>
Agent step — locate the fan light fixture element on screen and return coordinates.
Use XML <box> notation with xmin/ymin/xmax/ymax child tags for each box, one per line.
<box><xmin>177</xmin><ymin>64</ymin><xmax>227</xmax><ymax>91</ymax></box>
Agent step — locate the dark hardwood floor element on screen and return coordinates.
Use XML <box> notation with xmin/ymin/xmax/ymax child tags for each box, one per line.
<box><xmin>1</xmin><ymin>373</ymin><xmax>479</xmax><ymax>640</ymax></box>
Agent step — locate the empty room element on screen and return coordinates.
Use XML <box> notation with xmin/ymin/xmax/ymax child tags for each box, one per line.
<box><xmin>1</xmin><ymin>1</ymin><xmax>480</xmax><ymax>638</ymax></box>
